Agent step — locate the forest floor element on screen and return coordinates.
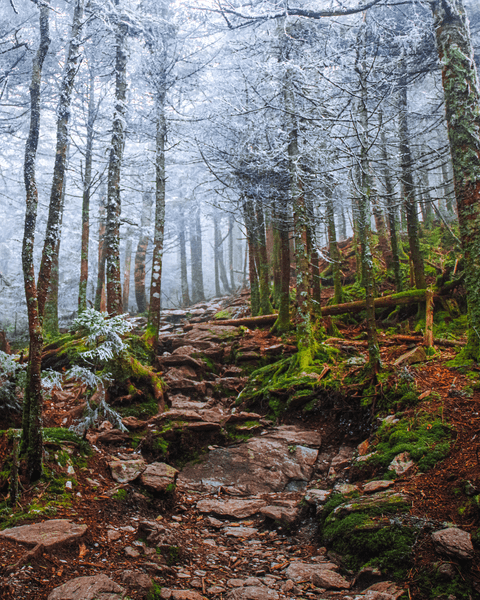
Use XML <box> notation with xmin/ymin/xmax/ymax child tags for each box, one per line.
<box><xmin>1</xmin><ymin>260</ymin><xmax>479</xmax><ymax>599</ymax></box>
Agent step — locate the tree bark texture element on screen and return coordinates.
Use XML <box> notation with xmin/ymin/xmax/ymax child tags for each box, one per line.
<box><xmin>431</xmin><ymin>0</ymin><xmax>480</xmax><ymax>359</ymax></box>
<box><xmin>178</xmin><ymin>209</ymin><xmax>190</xmax><ymax>307</ymax></box>
<box><xmin>272</xmin><ymin>197</ymin><xmax>291</xmax><ymax>333</ymax></box>
<box><xmin>21</xmin><ymin>2</ymin><xmax>51</xmax><ymax>481</ymax></box>
<box><xmin>106</xmin><ymin>3</ymin><xmax>128</xmax><ymax>315</ymax></box>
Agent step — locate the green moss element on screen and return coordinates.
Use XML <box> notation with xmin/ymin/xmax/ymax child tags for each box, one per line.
<box><xmin>214</xmin><ymin>309</ymin><xmax>233</xmax><ymax>320</ymax></box>
<box><xmin>113</xmin><ymin>488</ymin><xmax>128</xmax><ymax>502</ymax></box>
<box><xmin>118</xmin><ymin>398</ymin><xmax>159</xmax><ymax>419</ymax></box>
<box><xmin>146</xmin><ymin>582</ymin><xmax>163</xmax><ymax>600</ymax></box>
<box><xmin>365</xmin><ymin>413</ymin><xmax>453</xmax><ymax>474</ymax></box>
<box><xmin>43</xmin><ymin>428</ymin><xmax>90</xmax><ymax>455</ymax></box>
<box><xmin>414</xmin><ymin>567</ymin><xmax>474</xmax><ymax>600</ymax></box>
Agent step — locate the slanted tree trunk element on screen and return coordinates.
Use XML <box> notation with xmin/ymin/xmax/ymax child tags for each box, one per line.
<box><xmin>398</xmin><ymin>71</ymin><xmax>426</xmax><ymax>291</ymax></box>
<box><xmin>79</xmin><ymin>67</ymin><xmax>96</xmax><ymax>314</ymax></box>
<box><xmin>147</xmin><ymin>90</ymin><xmax>166</xmax><ymax>347</ymax></box>
<box><xmin>190</xmin><ymin>201</ymin><xmax>205</xmax><ymax>303</ymax></box>
<box><xmin>106</xmin><ymin>0</ymin><xmax>128</xmax><ymax>315</ymax></box>
<box><xmin>135</xmin><ymin>192</ymin><xmax>153</xmax><ymax>314</ymax></box>
<box><xmin>21</xmin><ymin>1</ymin><xmax>50</xmax><ymax>481</ymax></box>
<box><xmin>94</xmin><ymin>187</ymin><xmax>107</xmax><ymax>312</ymax></box>
<box><xmin>356</xmin><ymin>15</ymin><xmax>380</xmax><ymax>374</ymax></box>
<box><xmin>37</xmin><ymin>0</ymin><xmax>84</xmax><ymax>322</ymax></box>
<box><xmin>431</xmin><ymin>0</ymin><xmax>480</xmax><ymax>360</ymax></box>
<box><xmin>122</xmin><ymin>229</ymin><xmax>133</xmax><ymax>313</ymax></box>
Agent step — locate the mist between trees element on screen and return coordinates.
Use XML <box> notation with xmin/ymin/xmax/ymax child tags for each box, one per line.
<box><xmin>1</xmin><ymin>0</ymin><xmax>480</xmax><ymax>477</ymax></box>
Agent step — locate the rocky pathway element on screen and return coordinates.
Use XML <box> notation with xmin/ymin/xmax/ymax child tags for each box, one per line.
<box><xmin>1</xmin><ymin>296</ymin><xmax>475</xmax><ymax>599</ymax></box>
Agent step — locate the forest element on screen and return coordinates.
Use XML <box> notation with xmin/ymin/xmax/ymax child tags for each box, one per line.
<box><xmin>1</xmin><ymin>0</ymin><xmax>480</xmax><ymax>599</ymax></box>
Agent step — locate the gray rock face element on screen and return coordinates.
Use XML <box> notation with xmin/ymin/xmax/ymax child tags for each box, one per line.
<box><xmin>47</xmin><ymin>574</ymin><xmax>125</xmax><ymax>600</ymax></box>
<box><xmin>178</xmin><ymin>428</ymin><xmax>319</xmax><ymax>494</ymax></box>
<box><xmin>139</xmin><ymin>462</ymin><xmax>178</xmax><ymax>492</ymax></box>
<box><xmin>431</xmin><ymin>528</ymin><xmax>474</xmax><ymax>561</ymax></box>
<box><xmin>108</xmin><ymin>459</ymin><xmax>146</xmax><ymax>483</ymax></box>
<box><xmin>0</xmin><ymin>519</ymin><xmax>87</xmax><ymax>549</ymax></box>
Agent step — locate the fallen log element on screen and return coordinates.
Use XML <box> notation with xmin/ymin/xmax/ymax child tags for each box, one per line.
<box><xmin>212</xmin><ymin>290</ymin><xmax>429</xmax><ymax>327</ymax></box>
<box><xmin>325</xmin><ymin>335</ymin><xmax>466</xmax><ymax>348</ymax></box>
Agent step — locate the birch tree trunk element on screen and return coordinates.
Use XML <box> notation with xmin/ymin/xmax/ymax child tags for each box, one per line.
<box><xmin>21</xmin><ymin>1</ymin><xmax>50</xmax><ymax>481</ymax></box>
<box><xmin>79</xmin><ymin>67</ymin><xmax>96</xmax><ymax>313</ymax></box>
<box><xmin>106</xmin><ymin>1</ymin><xmax>128</xmax><ymax>315</ymax></box>
<box><xmin>37</xmin><ymin>0</ymin><xmax>85</xmax><ymax>320</ymax></box>
<box><xmin>431</xmin><ymin>0</ymin><xmax>480</xmax><ymax>359</ymax></box>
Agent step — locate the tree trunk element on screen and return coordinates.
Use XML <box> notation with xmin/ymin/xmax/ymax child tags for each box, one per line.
<box><xmin>106</xmin><ymin>1</ymin><xmax>128</xmax><ymax>315</ymax></box>
<box><xmin>37</xmin><ymin>0</ymin><xmax>84</xmax><ymax>322</ymax></box>
<box><xmin>398</xmin><ymin>72</ymin><xmax>426</xmax><ymax>291</ymax></box>
<box><xmin>21</xmin><ymin>2</ymin><xmax>50</xmax><ymax>482</ymax></box>
<box><xmin>380</xmin><ymin>128</ymin><xmax>403</xmax><ymax>292</ymax></box>
<box><xmin>147</xmin><ymin>91</ymin><xmax>166</xmax><ymax>347</ymax></box>
<box><xmin>213</xmin><ymin>211</ymin><xmax>221</xmax><ymax>297</ymax></box>
<box><xmin>135</xmin><ymin>192</ymin><xmax>152</xmax><ymax>314</ymax></box>
<box><xmin>243</xmin><ymin>198</ymin><xmax>260</xmax><ymax>316</ymax></box>
<box><xmin>94</xmin><ymin>186</ymin><xmax>107</xmax><ymax>312</ymax></box>
<box><xmin>255</xmin><ymin>200</ymin><xmax>273</xmax><ymax>314</ymax></box>
<box><xmin>272</xmin><ymin>197</ymin><xmax>290</xmax><ymax>333</ymax></box>
<box><xmin>122</xmin><ymin>229</ymin><xmax>133</xmax><ymax>313</ymax></box>
<box><xmin>356</xmin><ymin>15</ymin><xmax>380</xmax><ymax>374</ymax></box>
<box><xmin>178</xmin><ymin>210</ymin><xmax>190</xmax><ymax>307</ymax></box>
<box><xmin>79</xmin><ymin>66</ymin><xmax>96</xmax><ymax>314</ymax></box>
<box><xmin>190</xmin><ymin>201</ymin><xmax>205</xmax><ymax>303</ymax></box>
<box><xmin>228</xmin><ymin>213</ymin><xmax>235</xmax><ymax>290</ymax></box>
<box><xmin>44</xmin><ymin>145</ymin><xmax>68</xmax><ymax>338</ymax></box>
<box><xmin>326</xmin><ymin>188</ymin><xmax>342</xmax><ymax>304</ymax></box>
<box><xmin>431</xmin><ymin>0</ymin><xmax>480</xmax><ymax>359</ymax></box>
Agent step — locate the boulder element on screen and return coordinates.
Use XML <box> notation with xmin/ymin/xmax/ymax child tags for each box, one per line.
<box><xmin>431</xmin><ymin>528</ymin><xmax>474</xmax><ymax>561</ymax></box>
<box><xmin>227</xmin><ymin>586</ymin><xmax>279</xmax><ymax>600</ymax></box>
<box><xmin>363</xmin><ymin>480</ymin><xmax>395</xmax><ymax>494</ymax></box>
<box><xmin>285</xmin><ymin>562</ymin><xmax>350</xmax><ymax>589</ymax></box>
<box><xmin>108</xmin><ymin>459</ymin><xmax>146</xmax><ymax>484</ymax></box>
<box><xmin>328</xmin><ymin>445</ymin><xmax>355</xmax><ymax>479</ymax></box>
<box><xmin>47</xmin><ymin>574</ymin><xmax>125</xmax><ymax>600</ymax></box>
<box><xmin>362</xmin><ymin>581</ymin><xmax>405</xmax><ymax>600</ymax></box>
<box><xmin>304</xmin><ymin>489</ymin><xmax>331</xmax><ymax>506</ymax></box>
<box><xmin>223</xmin><ymin>526</ymin><xmax>258</xmax><ymax>538</ymax></box>
<box><xmin>265</xmin><ymin>425</ymin><xmax>322</xmax><ymax>448</ymax></box>
<box><xmin>259</xmin><ymin>505</ymin><xmax>301</xmax><ymax>524</ymax></box>
<box><xmin>197</xmin><ymin>498</ymin><xmax>267</xmax><ymax>519</ymax></box>
<box><xmin>388</xmin><ymin>452</ymin><xmax>414</xmax><ymax>475</ymax></box>
<box><xmin>161</xmin><ymin>590</ymin><xmax>204</xmax><ymax>600</ymax></box>
<box><xmin>222</xmin><ymin>412</ymin><xmax>262</xmax><ymax>425</ymax></box>
<box><xmin>121</xmin><ymin>570</ymin><xmax>153</xmax><ymax>591</ymax></box>
<box><xmin>394</xmin><ymin>346</ymin><xmax>426</xmax><ymax>367</ymax></box>
<box><xmin>178</xmin><ymin>432</ymin><xmax>319</xmax><ymax>494</ymax></box>
<box><xmin>0</xmin><ymin>519</ymin><xmax>87</xmax><ymax>549</ymax></box>
<box><xmin>139</xmin><ymin>462</ymin><xmax>178</xmax><ymax>493</ymax></box>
